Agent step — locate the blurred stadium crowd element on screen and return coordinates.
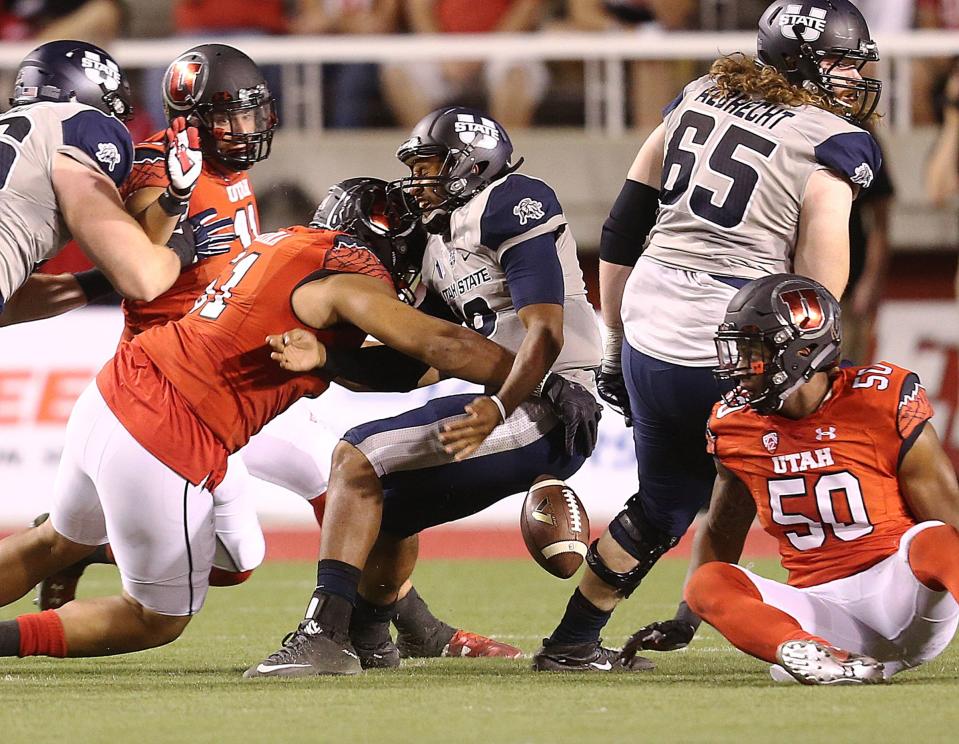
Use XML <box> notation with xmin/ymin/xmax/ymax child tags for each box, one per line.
<box><xmin>3</xmin><ymin>1</ymin><xmax>959</xmax><ymax>131</ymax></box>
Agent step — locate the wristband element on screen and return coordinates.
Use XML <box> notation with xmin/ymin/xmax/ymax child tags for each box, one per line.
<box><xmin>157</xmin><ymin>189</ymin><xmax>189</xmax><ymax>217</ymax></box>
<box><xmin>489</xmin><ymin>394</ymin><xmax>508</xmax><ymax>423</ymax></box>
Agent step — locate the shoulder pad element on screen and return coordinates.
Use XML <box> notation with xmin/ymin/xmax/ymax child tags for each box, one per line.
<box><xmin>480</xmin><ymin>173</ymin><xmax>565</xmax><ymax>257</ymax></box>
<box><xmin>813</xmin><ymin>130</ymin><xmax>881</xmax><ymax>189</ymax></box>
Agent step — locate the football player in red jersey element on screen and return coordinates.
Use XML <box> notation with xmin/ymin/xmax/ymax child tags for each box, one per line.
<box><xmin>0</xmin><ymin>201</ymin><xmax>516</xmax><ymax>663</ymax></box>
<box><xmin>10</xmin><ymin>43</ymin><xmax>515</xmax><ymax>662</ymax></box>
<box><xmin>619</xmin><ymin>274</ymin><xmax>959</xmax><ymax>684</ymax></box>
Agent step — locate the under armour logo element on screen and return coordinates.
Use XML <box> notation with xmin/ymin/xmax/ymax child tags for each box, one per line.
<box><xmin>779</xmin><ymin>5</ymin><xmax>827</xmax><ymax>43</ymax></box>
<box><xmin>815</xmin><ymin>426</ymin><xmax>837</xmax><ymax>440</ymax></box>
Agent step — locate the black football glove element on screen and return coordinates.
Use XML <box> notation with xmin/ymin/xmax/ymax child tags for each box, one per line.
<box><xmin>619</xmin><ymin>602</ymin><xmax>701</xmax><ymax>662</ymax></box>
<box><xmin>597</xmin><ymin>364</ymin><xmax>632</xmax><ymax>427</ymax></box>
<box><xmin>540</xmin><ymin>373</ymin><xmax>602</xmax><ymax>458</ymax></box>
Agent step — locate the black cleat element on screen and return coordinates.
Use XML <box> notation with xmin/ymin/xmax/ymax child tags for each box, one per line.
<box><xmin>243</xmin><ymin>620</ymin><xmax>362</xmax><ymax>678</ymax></box>
<box><xmin>531</xmin><ymin>639</ymin><xmax>655</xmax><ymax>673</ymax></box>
<box><xmin>395</xmin><ymin>621</ymin><xmax>457</xmax><ymax>659</ymax></box>
<box><xmin>354</xmin><ymin>638</ymin><xmax>401</xmax><ymax>669</ymax></box>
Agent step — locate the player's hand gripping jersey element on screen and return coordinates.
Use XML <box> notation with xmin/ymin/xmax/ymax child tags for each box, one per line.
<box><xmin>96</xmin><ymin>229</ymin><xmax>392</xmax><ymax>488</ymax></box>
<box><xmin>645</xmin><ymin>75</ymin><xmax>882</xmax><ymax>278</ymax></box>
<box><xmin>418</xmin><ymin>172</ymin><xmax>601</xmax><ymax>378</ymax></box>
<box><xmin>0</xmin><ymin>102</ymin><xmax>133</xmax><ymax>301</ymax></box>
<box><xmin>119</xmin><ymin>131</ymin><xmax>260</xmax><ymax>337</ymax></box>
<box><xmin>707</xmin><ymin>363</ymin><xmax>933</xmax><ymax>587</ymax></box>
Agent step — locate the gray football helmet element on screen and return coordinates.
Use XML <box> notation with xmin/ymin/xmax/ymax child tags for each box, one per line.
<box><xmin>756</xmin><ymin>0</ymin><xmax>881</xmax><ymax>122</ymax></box>
<box><xmin>390</xmin><ymin>106</ymin><xmax>520</xmax><ymax>232</ymax></box>
<box><xmin>714</xmin><ymin>273</ymin><xmax>842</xmax><ymax>414</ymax></box>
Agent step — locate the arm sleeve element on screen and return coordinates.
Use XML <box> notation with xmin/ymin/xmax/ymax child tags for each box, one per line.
<box><xmin>500</xmin><ymin>232</ymin><xmax>565</xmax><ymax>309</ymax></box>
<box><xmin>813</xmin><ymin>130</ymin><xmax>882</xmax><ymax>190</ymax></box>
<box><xmin>59</xmin><ymin>110</ymin><xmax>133</xmax><ymax>187</ymax></box>
<box><xmin>323</xmin><ymin>345</ymin><xmax>430</xmax><ymax>393</ymax></box>
<box><xmin>479</xmin><ymin>174</ymin><xmax>566</xmax><ymax>262</ymax></box>
<box><xmin>599</xmin><ymin>180</ymin><xmax>660</xmax><ymax>267</ymax></box>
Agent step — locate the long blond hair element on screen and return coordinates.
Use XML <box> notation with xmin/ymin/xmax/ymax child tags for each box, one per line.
<box><xmin>709</xmin><ymin>53</ymin><xmax>849</xmax><ymax>120</ymax></box>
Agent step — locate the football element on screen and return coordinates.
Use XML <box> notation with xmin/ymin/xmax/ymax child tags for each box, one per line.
<box><xmin>520</xmin><ymin>476</ymin><xmax>590</xmax><ymax>579</ymax></box>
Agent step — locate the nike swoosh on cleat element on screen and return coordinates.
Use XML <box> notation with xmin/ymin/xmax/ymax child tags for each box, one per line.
<box><xmin>343</xmin><ymin>649</ymin><xmax>359</xmax><ymax>659</ymax></box>
<box><xmin>255</xmin><ymin>663</ymin><xmax>311</xmax><ymax>673</ymax></box>
<box><xmin>589</xmin><ymin>661</ymin><xmax>612</xmax><ymax>671</ymax></box>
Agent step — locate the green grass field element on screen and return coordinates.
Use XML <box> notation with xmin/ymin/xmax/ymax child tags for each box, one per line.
<box><xmin>2</xmin><ymin>558</ymin><xmax>958</xmax><ymax>743</ymax></box>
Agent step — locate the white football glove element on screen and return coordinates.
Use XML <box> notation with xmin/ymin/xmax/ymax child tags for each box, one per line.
<box><xmin>164</xmin><ymin>116</ymin><xmax>203</xmax><ymax>202</ymax></box>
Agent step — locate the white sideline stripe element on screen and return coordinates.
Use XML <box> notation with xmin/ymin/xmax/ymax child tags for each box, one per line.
<box><xmin>528</xmin><ymin>479</ymin><xmax>567</xmax><ymax>493</ymax></box>
<box><xmin>541</xmin><ymin>540</ymin><xmax>587</xmax><ymax>559</ymax></box>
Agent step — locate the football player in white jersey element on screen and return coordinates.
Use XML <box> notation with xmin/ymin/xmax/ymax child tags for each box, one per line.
<box><xmin>533</xmin><ymin>0</ymin><xmax>886</xmax><ymax>672</ymax></box>
<box><xmin>0</xmin><ymin>41</ymin><xmax>187</xmax><ymax>316</ymax></box>
<box><xmin>247</xmin><ymin>108</ymin><xmax>604</xmax><ymax>677</ymax></box>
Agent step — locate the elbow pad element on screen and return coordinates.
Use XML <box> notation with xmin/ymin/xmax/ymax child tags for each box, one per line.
<box><xmin>599</xmin><ymin>180</ymin><xmax>660</xmax><ymax>267</ymax></box>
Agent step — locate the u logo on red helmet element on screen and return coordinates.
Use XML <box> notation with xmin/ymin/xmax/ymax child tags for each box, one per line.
<box><xmin>169</xmin><ymin>61</ymin><xmax>203</xmax><ymax>104</ymax></box>
<box><xmin>778</xmin><ymin>288</ymin><xmax>825</xmax><ymax>331</ymax></box>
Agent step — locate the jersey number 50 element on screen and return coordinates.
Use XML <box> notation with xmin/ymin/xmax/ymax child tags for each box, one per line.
<box><xmin>661</xmin><ymin>110</ymin><xmax>777</xmax><ymax>229</ymax></box>
<box><xmin>768</xmin><ymin>471</ymin><xmax>874</xmax><ymax>551</ymax></box>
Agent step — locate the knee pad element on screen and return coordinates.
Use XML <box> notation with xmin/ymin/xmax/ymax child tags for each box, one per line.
<box><xmin>585</xmin><ymin>497</ymin><xmax>680</xmax><ymax>598</ymax></box>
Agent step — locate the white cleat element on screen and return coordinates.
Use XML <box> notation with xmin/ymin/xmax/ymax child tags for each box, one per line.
<box><xmin>775</xmin><ymin>640</ymin><xmax>884</xmax><ymax>686</ymax></box>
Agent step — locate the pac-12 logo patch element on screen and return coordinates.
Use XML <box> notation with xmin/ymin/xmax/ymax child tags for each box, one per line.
<box><xmin>762</xmin><ymin>431</ymin><xmax>779</xmax><ymax>453</ymax></box>
<box><xmin>95</xmin><ymin>142</ymin><xmax>121</xmax><ymax>171</ymax></box>
<box><xmin>779</xmin><ymin>4</ymin><xmax>827</xmax><ymax>42</ymax></box>
<box><xmin>513</xmin><ymin>197</ymin><xmax>544</xmax><ymax>226</ymax></box>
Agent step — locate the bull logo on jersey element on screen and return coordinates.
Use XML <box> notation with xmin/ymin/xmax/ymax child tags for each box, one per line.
<box><xmin>79</xmin><ymin>50</ymin><xmax>121</xmax><ymax>92</ymax></box>
<box><xmin>453</xmin><ymin>114</ymin><xmax>500</xmax><ymax>150</ymax></box>
<box><xmin>167</xmin><ymin>60</ymin><xmax>204</xmax><ymax>106</ymax></box>
<box><xmin>779</xmin><ymin>4</ymin><xmax>827</xmax><ymax>42</ymax></box>
<box><xmin>778</xmin><ymin>288</ymin><xmax>826</xmax><ymax>332</ymax></box>
<box><xmin>762</xmin><ymin>431</ymin><xmax>779</xmax><ymax>453</ymax></box>
<box><xmin>851</xmin><ymin>163</ymin><xmax>874</xmax><ymax>188</ymax></box>
<box><xmin>513</xmin><ymin>198</ymin><xmax>545</xmax><ymax>226</ymax></box>
<box><xmin>95</xmin><ymin>142</ymin><xmax>121</xmax><ymax>172</ymax></box>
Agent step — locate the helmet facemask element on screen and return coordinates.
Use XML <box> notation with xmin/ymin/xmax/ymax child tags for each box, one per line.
<box><xmin>195</xmin><ymin>89</ymin><xmax>277</xmax><ymax>171</ymax></box>
<box><xmin>715</xmin><ymin>325</ymin><xmax>800</xmax><ymax>414</ymax></box>
<box><xmin>795</xmin><ymin>43</ymin><xmax>881</xmax><ymax>122</ymax></box>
